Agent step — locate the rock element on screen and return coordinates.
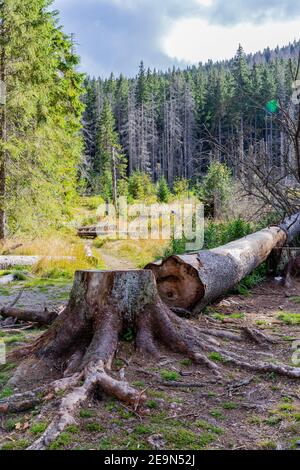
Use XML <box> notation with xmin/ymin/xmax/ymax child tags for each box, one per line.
<box><xmin>147</xmin><ymin>434</ymin><xmax>166</xmax><ymax>450</ymax></box>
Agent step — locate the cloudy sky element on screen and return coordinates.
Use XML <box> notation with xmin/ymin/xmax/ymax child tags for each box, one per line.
<box><xmin>54</xmin><ymin>0</ymin><xmax>300</xmax><ymax>77</ymax></box>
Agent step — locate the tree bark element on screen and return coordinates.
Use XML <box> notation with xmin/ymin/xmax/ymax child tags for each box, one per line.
<box><xmin>146</xmin><ymin>213</ymin><xmax>300</xmax><ymax>314</ymax></box>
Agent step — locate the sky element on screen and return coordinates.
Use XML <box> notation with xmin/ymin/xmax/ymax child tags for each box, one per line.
<box><xmin>54</xmin><ymin>0</ymin><xmax>300</xmax><ymax>78</ymax></box>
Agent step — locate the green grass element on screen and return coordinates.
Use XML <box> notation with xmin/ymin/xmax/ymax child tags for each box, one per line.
<box><xmin>282</xmin><ymin>336</ymin><xmax>295</xmax><ymax>342</ymax></box>
<box><xmin>160</xmin><ymin>370</ymin><xmax>180</xmax><ymax>382</ymax></box>
<box><xmin>277</xmin><ymin>312</ymin><xmax>300</xmax><ymax>325</ymax></box>
<box><xmin>30</xmin><ymin>422</ymin><xmax>48</xmax><ymax>435</ymax></box>
<box><xmin>195</xmin><ymin>419</ymin><xmax>224</xmax><ymax>435</ymax></box>
<box><xmin>79</xmin><ymin>408</ymin><xmax>96</xmax><ymax>418</ymax></box>
<box><xmin>84</xmin><ymin>422</ymin><xmax>104</xmax><ymax>433</ymax></box>
<box><xmin>0</xmin><ymin>387</ymin><xmax>14</xmax><ymax>399</ymax></box>
<box><xmin>294</xmin><ymin>413</ymin><xmax>300</xmax><ymax>422</ymax></box>
<box><xmin>266</xmin><ymin>416</ymin><xmax>282</xmax><ymax>426</ymax></box>
<box><xmin>65</xmin><ymin>425</ymin><xmax>80</xmax><ymax>434</ymax></box>
<box><xmin>146</xmin><ymin>400</ymin><xmax>159</xmax><ymax>409</ymax></box>
<box><xmin>278</xmin><ymin>403</ymin><xmax>296</xmax><ymax>412</ymax></box>
<box><xmin>234</xmin><ymin>265</ymin><xmax>267</xmax><ymax>296</ymax></box>
<box><xmin>247</xmin><ymin>415</ymin><xmax>262</xmax><ymax>425</ymax></box>
<box><xmin>98</xmin><ymin>437</ymin><xmax>115</xmax><ymax>450</ymax></box>
<box><xmin>132</xmin><ymin>380</ymin><xmax>146</xmax><ymax>388</ymax></box>
<box><xmin>164</xmin><ymin>428</ymin><xmax>216</xmax><ymax>450</ymax></box>
<box><xmin>180</xmin><ymin>358</ymin><xmax>193</xmax><ymax>367</ymax></box>
<box><xmin>211</xmin><ymin>312</ymin><xmax>245</xmax><ymax>321</ymax></box>
<box><xmin>0</xmin><ymin>287</ymin><xmax>10</xmax><ymax>296</ymax></box>
<box><xmin>209</xmin><ymin>409</ymin><xmax>226</xmax><ymax>420</ymax></box>
<box><xmin>222</xmin><ymin>402</ymin><xmax>239</xmax><ymax>410</ymax></box>
<box><xmin>24</xmin><ymin>277</ymin><xmax>71</xmax><ymax>290</ymax></box>
<box><xmin>0</xmin><ymin>363</ymin><xmax>17</xmax><ymax>388</ymax></box>
<box><xmin>290</xmin><ymin>296</ymin><xmax>300</xmax><ymax>304</ymax></box>
<box><xmin>49</xmin><ymin>432</ymin><xmax>73</xmax><ymax>450</ymax></box>
<box><xmin>208</xmin><ymin>352</ymin><xmax>226</xmax><ymax>362</ymax></box>
<box><xmin>258</xmin><ymin>440</ymin><xmax>277</xmax><ymax>450</ymax></box>
<box><xmin>255</xmin><ymin>320</ymin><xmax>268</xmax><ymax>326</ymax></box>
<box><xmin>5</xmin><ymin>418</ymin><xmax>19</xmax><ymax>432</ymax></box>
<box><xmin>2</xmin><ymin>334</ymin><xmax>25</xmax><ymax>344</ymax></box>
<box><xmin>133</xmin><ymin>425</ymin><xmax>153</xmax><ymax>435</ymax></box>
<box><xmin>1</xmin><ymin>439</ymin><xmax>29</xmax><ymax>450</ymax></box>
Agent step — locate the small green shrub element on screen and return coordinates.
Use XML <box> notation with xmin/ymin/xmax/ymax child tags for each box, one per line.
<box><xmin>84</xmin><ymin>422</ymin><xmax>104</xmax><ymax>433</ymax></box>
<box><xmin>30</xmin><ymin>422</ymin><xmax>48</xmax><ymax>435</ymax></box>
<box><xmin>277</xmin><ymin>313</ymin><xmax>300</xmax><ymax>326</ymax></box>
<box><xmin>160</xmin><ymin>370</ymin><xmax>180</xmax><ymax>382</ymax></box>
<box><xmin>1</xmin><ymin>439</ymin><xmax>29</xmax><ymax>450</ymax></box>
<box><xmin>79</xmin><ymin>409</ymin><xmax>96</xmax><ymax>418</ymax></box>
<box><xmin>208</xmin><ymin>352</ymin><xmax>225</xmax><ymax>363</ymax></box>
<box><xmin>222</xmin><ymin>402</ymin><xmax>239</xmax><ymax>410</ymax></box>
<box><xmin>157</xmin><ymin>177</ymin><xmax>170</xmax><ymax>203</ymax></box>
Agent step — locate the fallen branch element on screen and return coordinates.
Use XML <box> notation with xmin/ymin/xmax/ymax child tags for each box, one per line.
<box><xmin>0</xmin><ymin>307</ymin><xmax>58</xmax><ymax>326</ymax></box>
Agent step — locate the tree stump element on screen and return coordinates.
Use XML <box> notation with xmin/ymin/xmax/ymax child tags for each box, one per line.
<box><xmin>2</xmin><ymin>269</ymin><xmax>300</xmax><ymax>450</ymax></box>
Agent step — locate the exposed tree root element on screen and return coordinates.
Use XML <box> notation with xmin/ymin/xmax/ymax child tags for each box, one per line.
<box><xmin>1</xmin><ymin>269</ymin><xmax>300</xmax><ymax>450</ymax></box>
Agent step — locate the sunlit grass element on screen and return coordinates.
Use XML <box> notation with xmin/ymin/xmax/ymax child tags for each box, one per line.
<box><xmin>277</xmin><ymin>312</ymin><xmax>300</xmax><ymax>326</ymax></box>
<box><xmin>101</xmin><ymin>238</ymin><xmax>168</xmax><ymax>268</ymax></box>
<box><xmin>4</xmin><ymin>234</ymin><xmax>105</xmax><ymax>279</ymax></box>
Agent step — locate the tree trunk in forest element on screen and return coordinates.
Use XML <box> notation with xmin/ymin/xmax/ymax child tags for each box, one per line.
<box><xmin>146</xmin><ymin>213</ymin><xmax>300</xmax><ymax>314</ymax></box>
<box><xmin>0</xmin><ymin>18</ymin><xmax>7</xmax><ymax>240</ymax></box>
<box><xmin>111</xmin><ymin>146</ymin><xmax>118</xmax><ymax>209</ymax></box>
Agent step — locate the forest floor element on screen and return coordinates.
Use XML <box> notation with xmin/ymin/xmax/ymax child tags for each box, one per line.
<box><xmin>1</xmin><ymin>271</ymin><xmax>300</xmax><ymax>451</ymax></box>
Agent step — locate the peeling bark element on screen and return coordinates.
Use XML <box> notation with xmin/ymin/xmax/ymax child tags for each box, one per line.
<box><xmin>146</xmin><ymin>214</ymin><xmax>300</xmax><ymax>314</ymax></box>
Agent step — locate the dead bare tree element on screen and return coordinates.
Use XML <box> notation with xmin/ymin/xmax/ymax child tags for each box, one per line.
<box><xmin>204</xmin><ymin>53</ymin><xmax>300</xmax><ymax>217</ymax></box>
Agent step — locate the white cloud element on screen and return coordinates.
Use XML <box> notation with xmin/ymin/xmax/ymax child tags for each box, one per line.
<box><xmin>163</xmin><ymin>17</ymin><xmax>300</xmax><ymax>63</ymax></box>
<box><xmin>196</xmin><ymin>0</ymin><xmax>213</xmax><ymax>6</ymax></box>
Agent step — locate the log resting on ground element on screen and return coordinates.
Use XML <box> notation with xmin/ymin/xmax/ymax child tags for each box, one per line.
<box><xmin>145</xmin><ymin>213</ymin><xmax>300</xmax><ymax>314</ymax></box>
<box><xmin>0</xmin><ymin>306</ymin><xmax>58</xmax><ymax>326</ymax></box>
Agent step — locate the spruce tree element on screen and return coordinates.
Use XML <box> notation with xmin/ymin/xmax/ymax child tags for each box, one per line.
<box><xmin>0</xmin><ymin>0</ymin><xmax>84</xmax><ymax>235</ymax></box>
<box><xmin>157</xmin><ymin>176</ymin><xmax>170</xmax><ymax>203</ymax></box>
<box><xmin>96</xmin><ymin>100</ymin><xmax>126</xmax><ymax>205</ymax></box>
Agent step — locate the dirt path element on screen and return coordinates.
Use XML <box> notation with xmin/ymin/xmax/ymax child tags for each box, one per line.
<box><xmin>98</xmin><ymin>248</ymin><xmax>136</xmax><ymax>270</ymax></box>
<box><xmin>0</xmin><ymin>282</ymin><xmax>72</xmax><ymax>311</ymax></box>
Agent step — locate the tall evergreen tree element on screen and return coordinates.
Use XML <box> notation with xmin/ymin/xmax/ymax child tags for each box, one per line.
<box><xmin>0</xmin><ymin>0</ymin><xmax>84</xmax><ymax>236</ymax></box>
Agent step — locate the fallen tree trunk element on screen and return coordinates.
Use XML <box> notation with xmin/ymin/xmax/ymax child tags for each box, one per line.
<box><xmin>146</xmin><ymin>213</ymin><xmax>300</xmax><ymax>314</ymax></box>
<box><xmin>0</xmin><ymin>255</ymin><xmax>76</xmax><ymax>269</ymax></box>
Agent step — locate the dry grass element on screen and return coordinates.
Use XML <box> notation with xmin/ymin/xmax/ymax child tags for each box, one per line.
<box><xmin>100</xmin><ymin>238</ymin><xmax>168</xmax><ymax>268</ymax></box>
<box><xmin>2</xmin><ymin>234</ymin><xmax>105</xmax><ymax>279</ymax></box>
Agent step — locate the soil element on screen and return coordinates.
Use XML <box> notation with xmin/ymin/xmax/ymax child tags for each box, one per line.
<box><xmin>0</xmin><ymin>277</ymin><xmax>300</xmax><ymax>451</ymax></box>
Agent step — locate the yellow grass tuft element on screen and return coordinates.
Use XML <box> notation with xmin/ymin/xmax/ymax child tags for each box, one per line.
<box><xmin>3</xmin><ymin>234</ymin><xmax>105</xmax><ymax>279</ymax></box>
